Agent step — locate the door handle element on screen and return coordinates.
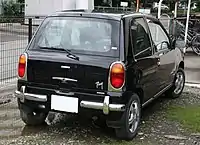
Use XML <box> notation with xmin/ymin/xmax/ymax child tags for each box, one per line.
<box><xmin>157</xmin><ymin>60</ymin><xmax>161</xmax><ymax>66</ymax></box>
<box><xmin>159</xmin><ymin>53</ymin><xmax>164</xmax><ymax>56</ymax></box>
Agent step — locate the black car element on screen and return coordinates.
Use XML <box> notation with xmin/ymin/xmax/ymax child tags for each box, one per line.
<box><xmin>15</xmin><ymin>10</ymin><xmax>185</xmax><ymax>140</ymax></box>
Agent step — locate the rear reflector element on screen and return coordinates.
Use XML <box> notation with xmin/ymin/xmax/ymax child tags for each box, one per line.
<box><xmin>110</xmin><ymin>62</ymin><xmax>125</xmax><ymax>89</ymax></box>
<box><xmin>18</xmin><ymin>54</ymin><xmax>27</xmax><ymax>78</ymax></box>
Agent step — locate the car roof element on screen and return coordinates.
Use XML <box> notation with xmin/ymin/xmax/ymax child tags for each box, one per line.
<box><xmin>48</xmin><ymin>9</ymin><xmax>154</xmax><ymax>21</ymax></box>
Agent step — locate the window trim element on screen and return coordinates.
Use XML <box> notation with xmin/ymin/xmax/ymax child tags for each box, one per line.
<box><xmin>129</xmin><ymin>17</ymin><xmax>153</xmax><ymax>58</ymax></box>
<box><xmin>149</xmin><ymin>22</ymin><xmax>170</xmax><ymax>52</ymax></box>
<box><xmin>146</xmin><ymin>17</ymin><xmax>172</xmax><ymax>53</ymax></box>
<box><xmin>28</xmin><ymin>16</ymin><xmax>121</xmax><ymax>57</ymax></box>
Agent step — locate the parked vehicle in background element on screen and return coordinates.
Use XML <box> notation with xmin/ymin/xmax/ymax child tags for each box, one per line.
<box><xmin>15</xmin><ymin>10</ymin><xmax>185</xmax><ymax>140</ymax></box>
<box><xmin>152</xmin><ymin>2</ymin><xmax>169</xmax><ymax>10</ymax></box>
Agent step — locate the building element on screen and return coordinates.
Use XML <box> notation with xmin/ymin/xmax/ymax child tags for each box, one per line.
<box><xmin>25</xmin><ymin>0</ymin><xmax>94</xmax><ymax>16</ymax></box>
<box><xmin>24</xmin><ymin>0</ymin><xmax>94</xmax><ymax>25</ymax></box>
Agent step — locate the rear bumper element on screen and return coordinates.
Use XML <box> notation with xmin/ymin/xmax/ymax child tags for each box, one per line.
<box><xmin>15</xmin><ymin>86</ymin><xmax>125</xmax><ymax>115</ymax></box>
<box><xmin>15</xmin><ymin>86</ymin><xmax>47</xmax><ymax>102</ymax></box>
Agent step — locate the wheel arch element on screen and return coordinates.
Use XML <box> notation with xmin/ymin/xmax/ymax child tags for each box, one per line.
<box><xmin>135</xmin><ymin>87</ymin><xmax>144</xmax><ymax>104</ymax></box>
<box><xmin>124</xmin><ymin>86</ymin><xmax>144</xmax><ymax>105</ymax></box>
<box><xmin>178</xmin><ymin>61</ymin><xmax>184</xmax><ymax>69</ymax></box>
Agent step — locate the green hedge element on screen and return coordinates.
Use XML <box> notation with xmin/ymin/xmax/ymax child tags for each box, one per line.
<box><xmin>1</xmin><ymin>0</ymin><xmax>24</xmax><ymax>17</ymax></box>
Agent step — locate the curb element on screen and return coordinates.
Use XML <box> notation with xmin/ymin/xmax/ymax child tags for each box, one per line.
<box><xmin>185</xmin><ymin>82</ymin><xmax>200</xmax><ymax>88</ymax></box>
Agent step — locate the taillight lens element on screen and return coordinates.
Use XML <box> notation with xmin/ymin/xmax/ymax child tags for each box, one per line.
<box><xmin>110</xmin><ymin>63</ymin><xmax>125</xmax><ymax>89</ymax></box>
<box><xmin>18</xmin><ymin>54</ymin><xmax>26</xmax><ymax>78</ymax></box>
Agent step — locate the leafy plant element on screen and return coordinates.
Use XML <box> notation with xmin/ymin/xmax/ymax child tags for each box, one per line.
<box><xmin>196</xmin><ymin>1</ymin><xmax>200</xmax><ymax>12</ymax></box>
<box><xmin>1</xmin><ymin>0</ymin><xmax>22</xmax><ymax>16</ymax></box>
<box><xmin>17</xmin><ymin>0</ymin><xmax>25</xmax><ymax>3</ymax></box>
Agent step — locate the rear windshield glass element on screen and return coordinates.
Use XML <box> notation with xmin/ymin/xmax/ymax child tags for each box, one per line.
<box><xmin>29</xmin><ymin>16</ymin><xmax>120</xmax><ymax>57</ymax></box>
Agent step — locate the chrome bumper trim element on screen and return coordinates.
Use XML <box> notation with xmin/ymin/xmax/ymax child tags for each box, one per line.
<box><xmin>15</xmin><ymin>86</ymin><xmax>47</xmax><ymax>102</ymax></box>
<box><xmin>80</xmin><ymin>96</ymin><xmax>125</xmax><ymax>115</ymax></box>
<box><xmin>15</xmin><ymin>86</ymin><xmax>125</xmax><ymax>115</ymax></box>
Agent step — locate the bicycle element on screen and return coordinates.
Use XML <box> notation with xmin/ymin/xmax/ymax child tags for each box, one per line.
<box><xmin>178</xmin><ymin>26</ymin><xmax>200</xmax><ymax>55</ymax></box>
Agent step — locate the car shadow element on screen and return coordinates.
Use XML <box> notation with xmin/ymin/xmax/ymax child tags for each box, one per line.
<box><xmin>141</xmin><ymin>94</ymin><xmax>171</xmax><ymax>120</ymax></box>
<box><xmin>21</xmin><ymin>113</ymin><xmax>116</xmax><ymax>140</ymax></box>
<box><xmin>20</xmin><ymin>95</ymin><xmax>173</xmax><ymax>140</ymax></box>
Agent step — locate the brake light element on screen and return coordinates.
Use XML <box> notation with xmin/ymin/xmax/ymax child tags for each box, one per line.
<box><xmin>18</xmin><ymin>54</ymin><xmax>27</xmax><ymax>78</ymax></box>
<box><xmin>110</xmin><ymin>62</ymin><xmax>125</xmax><ymax>89</ymax></box>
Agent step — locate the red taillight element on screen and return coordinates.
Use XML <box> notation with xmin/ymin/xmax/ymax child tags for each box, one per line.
<box><xmin>18</xmin><ymin>54</ymin><xmax>26</xmax><ymax>78</ymax></box>
<box><xmin>110</xmin><ymin>63</ymin><xmax>125</xmax><ymax>89</ymax></box>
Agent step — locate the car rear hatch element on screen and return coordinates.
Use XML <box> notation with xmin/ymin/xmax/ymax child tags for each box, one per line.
<box><xmin>25</xmin><ymin>15</ymin><xmax>121</xmax><ymax>93</ymax></box>
<box><xmin>27</xmin><ymin>51</ymin><xmax>118</xmax><ymax>93</ymax></box>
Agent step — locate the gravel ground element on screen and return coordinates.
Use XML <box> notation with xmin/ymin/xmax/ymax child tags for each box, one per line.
<box><xmin>0</xmin><ymin>86</ymin><xmax>200</xmax><ymax>145</ymax></box>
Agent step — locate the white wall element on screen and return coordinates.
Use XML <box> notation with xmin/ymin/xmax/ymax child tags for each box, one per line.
<box><xmin>63</xmin><ymin>0</ymin><xmax>76</xmax><ymax>10</ymax></box>
<box><xmin>76</xmin><ymin>0</ymin><xmax>94</xmax><ymax>10</ymax></box>
<box><xmin>25</xmin><ymin>0</ymin><xmax>94</xmax><ymax>16</ymax></box>
<box><xmin>24</xmin><ymin>0</ymin><xmax>94</xmax><ymax>25</ymax></box>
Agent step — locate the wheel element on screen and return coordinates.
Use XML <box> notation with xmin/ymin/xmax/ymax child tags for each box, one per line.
<box><xmin>191</xmin><ymin>35</ymin><xmax>200</xmax><ymax>55</ymax></box>
<box><xmin>166</xmin><ymin>68</ymin><xmax>185</xmax><ymax>98</ymax></box>
<box><xmin>115</xmin><ymin>94</ymin><xmax>141</xmax><ymax>140</ymax></box>
<box><xmin>20</xmin><ymin>109</ymin><xmax>48</xmax><ymax>126</ymax></box>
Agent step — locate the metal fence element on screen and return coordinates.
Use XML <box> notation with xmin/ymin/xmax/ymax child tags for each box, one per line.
<box><xmin>94</xmin><ymin>6</ymin><xmax>135</xmax><ymax>13</ymax></box>
<box><xmin>0</xmin><ymin>16</ymin><xmax>44</xmax><ymax>86</ymax></box>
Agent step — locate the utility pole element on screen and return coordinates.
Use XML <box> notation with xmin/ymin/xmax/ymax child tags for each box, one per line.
<box><xmin>184</xmin><ymin>0</ymin><xmax>192</xmax><ymax>53</ymax></box>
<box><xmin>136</xmin><ymin>0</ymin><xmax>140</xmax><ymax>12</ymax></box>
<box><xmin>143</xmin><ymin>0</ymin><xmax>146</xmax><ymax>9</ymax></box>
<box><xmin>158</xmin><ymin>0</ymin><xmax>163</xmax><ymax>19</ymax></box>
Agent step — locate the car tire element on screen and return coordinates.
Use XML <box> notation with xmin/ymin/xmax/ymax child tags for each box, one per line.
<box><xmin>166</xmin><ymin>68</ymin><xmax>185</xmax><ymax>99</ymax></box>
<box><xmin>115</xmin><ymin>93</ymin><xmax>141</xmax><ymax>140</ymax></box>
<box><xmin>20</xmin><ymin>109</ymin><xmax>48</xmax><ymax>126</ymax></box>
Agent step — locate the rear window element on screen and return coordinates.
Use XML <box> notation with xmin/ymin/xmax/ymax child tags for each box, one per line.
<box><xmin>29</xmin><ymin>16</ymin><xmax>120</xmax><ymax>57</ymax></box>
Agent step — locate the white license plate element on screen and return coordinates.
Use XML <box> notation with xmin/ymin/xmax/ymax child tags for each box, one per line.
<box><xmin>51</xmin><ymin>95</ymin><xmax>78</xmax><ymax>113</ymax></box>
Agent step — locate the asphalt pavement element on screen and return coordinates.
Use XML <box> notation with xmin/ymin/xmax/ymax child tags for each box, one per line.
<box><xmin>1</xmin><ymin>32</ymin><xmax>27</xmax><ymax>42</ymax></box>
<box><xmin>185</xmin><ymin>49</ymin><xmax>200</xmax><ymax>84</ymax></box>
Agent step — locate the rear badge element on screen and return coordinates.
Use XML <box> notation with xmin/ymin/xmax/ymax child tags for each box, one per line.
<box><xmin>111</xmin><ymin>47</ymin><xmax>118</xmax><ymax>50</ymax></box>
<box><xmin>95</xmin><ymin>81</ymin><xmax>104</xmax><ymax>90</ymax></box>
<box><xmin>61</xmin><ymin>66</ymin><xmax>70</xmax><ymax>69</ymax></box>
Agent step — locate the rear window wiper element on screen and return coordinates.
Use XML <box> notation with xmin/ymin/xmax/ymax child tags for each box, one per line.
<box><xmin>39</xmin><ymin>47</ymin><xmax>79</xmax><ymax>61</ymax></box>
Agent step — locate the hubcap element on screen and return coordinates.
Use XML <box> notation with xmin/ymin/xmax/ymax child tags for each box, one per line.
<box><xmin>128</xmin><ymin>101</ymin><xmax>140</xmax><ymax>133</ymax></box>
<box><xmin>174</xmin><ymin>71</ymin><xmax>184</xmax><ymax>94</ymax></box>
